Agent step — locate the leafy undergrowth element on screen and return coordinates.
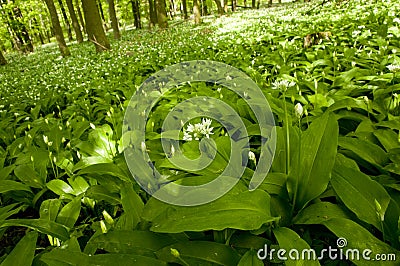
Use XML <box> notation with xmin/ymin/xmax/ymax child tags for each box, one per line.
<box><xmin>1</xmin><ymin>0</ymin><xmax>400</xmax><ymax>265</ymax></box>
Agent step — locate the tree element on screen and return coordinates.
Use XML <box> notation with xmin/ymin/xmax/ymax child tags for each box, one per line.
<box><xmin>75</xmin><ymin>0</ymin><xmax>86</xmax><ymax>34</ymax></box>
<box><xmin>130</xmin><ymin>0</ymin><xmax>141</xmax><ymax>29</ymax></box>
<box><xmin>66</xmin><ymin>0</ymin><xmax>83</xmax><ymax>43</ymax></box>
<box><xmin>148</xmin><ymin>0</ymin><xmax>157</xmax><ymax>28</ymax></box>
<box><xmin>57</xmin><ymin>0</ymin><xmax>73</xmax><ymax>41</ymax></box>
<box><xmin>107</xmin><ymin>0</ymin><xmax>121</xmax><ymax>39</ymax></box>
<box><xmin>213</xmin><ymin>0</ymin><xmax>224</xmax><ymax>15</ymax></box>
<box><xmin>231</xmin><ymin>0</ymin><xmax>236</xmax><ymax>11</ymax></box>
<box><xmin>181</xmin><ymin>0</ymin><xmax>188</xmax><ymax>19</ymax></box>
<box><xmin>0</xmin><ymin>50</ymin><xmax>6</xmax><ymax>65</ymax></box>
<box><xmin>155</xmin><ymin>0</ymin><xmax>168</xmax><ymax>29</ymax></box>
<box><xmin>193</xmin><ymin>0</ymin><xmax>201</xmax><ymax>24</ymax></box>
<box><xmin>81</xmin><ymin>0</ymin><xmax>110</xmax><ymax>52</ymax></box>
<box><xmin>44</xmin><ymin>0</ymin><xmax>70</xmax><ymax>56</ymax></box>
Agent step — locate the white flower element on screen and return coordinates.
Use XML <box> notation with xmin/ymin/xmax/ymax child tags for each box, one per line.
<box><xmin>248</xmin><ymin>151</ymin><xmax>256</xmax><ymax>164</ymax></box>
<box><xmin>393</xmin><ymin>17</ymin><xmax>400</xmax><ymax>24</ymax></box>
<box><xmin>43</xmin><ymin>135</ymin><xmax>48</xmax><ymax>144</ymax></box>
<box><xmin>294</xmin><ymin>103</ymin><xmax>304</xmax><ymax>119</ymax></box>
<box><xmin>387</xmin><ymin>64</ymin><xmax>400</xmax><ymax>73</ymax></box>
<box><xmin>183</xmin><ymin>119</ymin><xmax>214</xmax><ymax>141</ymax></box>
<box><xmin>272</xmin><ymin>79</ymin><xmax>295</xmax><ymax>91</ymax></box>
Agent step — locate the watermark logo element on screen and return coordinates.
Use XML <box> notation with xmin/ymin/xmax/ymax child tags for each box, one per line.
<box><xmin>257</xmin><ymin>237</ymin><xmax>397</xmax><ymax>262</ymax></box>
<box><xmin>123</xmin><ymin>60</ymin><xmax>276</xmax><ymax>206</ymax></box>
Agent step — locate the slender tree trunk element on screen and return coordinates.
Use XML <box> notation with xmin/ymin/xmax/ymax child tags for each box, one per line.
<box><xmin>130</xmin><ymin>0</ymin><xmax>142</xmax><ymax>29</ymax></box>
<box><xmin>193</xmin><ymin>0</ymin><xmax>201</xmax><ymax>24</ymax></box>
<box><xmin>156</xmin><ymin>0</ymin><xmax>168</xmax><ymax>29</ymax></box>
<box><xmin>214</xmin><ymin>0</ymin><xmax>224</xmax><ymax>15</ymax></box>
<box><xmin>257</xmin><ymin>0</ymin><xmax>260</xmax><ymax>8</ymax></box>
<box><xmin>243</xmin><ymin>0</ymin><xmax>246</xmax><ymax>7</ymax></box>
<box><xmin>57</xmin><ymin>0</ymin><xmax>73</xmax><ymax>41</ymax></box>
<box><xmin>107</xmin><ymin>0</ymin><xmax>121</xmax><ymax>38</ymax></box>
<box><xmin>0</xmin><ymin>50</ymin><xmax>6</xmax><ymax>65</ymax></box>
<box><xmin>251</xmin><ymin>0</ymin><xmax>255</xmax><ymax>8</ymax></box>
<box><xmin>223</xmin><ymin>0</ymin><xmax>228</xmax><ymax>13</ymax></box>
<box><xmin>96</xmin><ymin>0</ymin><xmax>108</xmax><ymax>30</ymax></box>
<box><xmin>231</xmin><ymin>0</ymin><xmax>236</xmax><ymax>11</ymax></box>
<box><xmin>65</xmin><ymin>0</ymin><xmax>83</xmax><ymax>43</ymax></box>
<box><xmin>268</xmin><ymin>0</ymin><xmax>272</xmax><ymax>7</ymax></box>
<box><xmin>12</xmin><ymin>6</ymin><xmax>34</xmax><ymax>52</ymax></box>
<box><xmin>182</xmin><ymin>0</ymin><xmax>188</xmax><ymax>19</ymax></box>
<box><xmin>148</xmin><ymin>0</ymin><xmax>157</xmax><ymax>28</ymax></box>
<box><xmin>81</xmin><ymin>0</ymin><xmax>110</xmax><ymax>52</ymax></box>
<box><xmin>44</xmin><ymin>0</ymin><xmax>70</xmax><ymax>56</ymax></box>
<box><xmin>75</xmin><ymin>0</ymin><xmax>86</xmax><ymax>34</ymax></box>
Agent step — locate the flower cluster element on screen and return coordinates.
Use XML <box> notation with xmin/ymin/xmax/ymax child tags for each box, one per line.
<box><xmin>183</xmin><ymin>118</ymin><xmax>214</xmax><ymax>141</ymax></box>
<box><xmin>387</xmin><ymin>64</ymin><xmax>400</xmax><ymax>73</ymax></box>
<box><xmin>271</xmin><ymin>79</ymin><xmax>296</xmax><ymax>92</ymax></box>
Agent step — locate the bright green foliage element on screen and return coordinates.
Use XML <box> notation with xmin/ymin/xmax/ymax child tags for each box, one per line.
<box><xmin>0</xmin><ymin>0</ymin><xmax>400</xmax><ymax>265</ymax></box>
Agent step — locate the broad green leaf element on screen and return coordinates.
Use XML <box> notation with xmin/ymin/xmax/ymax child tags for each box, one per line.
<box><xmin>118</xmin><ymin>183</ymin><xmax>144</xmax><ymax>230</ymax></box>
<box><xmin>40</xmin><ymin>249</ymin><xmax>167</xmax><ymax>266</ymax></box>
<box><xmin>293</xmin><ymin>202</ymin><xmax>351</xmax><ymax>224</ymax></box>
<box><xmin>156</xmin><ymin>241</ymin><xmax>240</xmax><ymax>266</ymax></box>
<box><xmin>323</xmin><ymin>218</ymin><xmax>400</xmax><ymax>266</ymax></box>
<box><xmin>0</xmin><ymin>231</ymin><xmax>37</xmax><ymax>266</ymax></box>
<box><xmin>289</xmin><ymin>111</ymin><xmax>338</xmax><ymax>211</ymax></box>
<box><xmin>77</xmin><ymin>163</ymin><xmax>132</xmax><ymax>182</ymax></box>
<box><xmin>273</xmin><ymin>227</ymin><xmax>320</xmax><ymax>266</ymax></box>
<box><xmin>85</xmin><ymin>185</ymin><xmax>121</xmax><ymax>204</ymax></box>
<box><xmin>338</xmin><ymin>136</ymin><xmax>388</xmax><ymax>167</ymax></box>
<box><xmin>56</xmin><ymin>197</ymin><xmax>81</xmax><ymax>228</ymax></box>
<box><xmin>0</xmin><ymin>203</ymin><xmax>23</xmax><ymax>222</ymax></box>
<box><xmin>237</xmin><ymin>250</ymin><xmax>264</xmax><ymax>266</ymax></box>
<box><xmin>40</xmin><ymin>199</ymin><xmax>61</xmax><ymax>221</ymax></box>
<box><xmin>46</xmin><ymin>179</ymin><xmax>74</xmax><ymax>196</ymax></box>
<box><xmin>331</xmin><ymin>165</ymin><xmax>390</xmax><ymax>231</ymax></box>
<box><xmin>0</xmin><ymin>219</ymin><xmax>69</xmax><ymax>241</ymax></box>
<box><xmin>14</xmin><ymin>164</ymin><xmax>44</xmax><ymax>188</ymax></box>
<box><xmin>84</xmin><ymin>230</ymin><xmax>177</xmax><ymax>255</ymax></box>
<box><xmin>142</xmin><ymin>189</ymin><xmax>278</xmax><ymax>233</ymax></box>
<box><xmin>0</xmin><ymin>180</ymin><xmax>32</xmax><ymax>194</ymax></box>
<box><xmin>373</xmin><ymin>129</ymin><xmax>400</xmax><ymax>151</ymax></box>
<box><xmin>67</xmin><ymin>176</ymin><xmax>89</xmax><ymax>195</ymax></box>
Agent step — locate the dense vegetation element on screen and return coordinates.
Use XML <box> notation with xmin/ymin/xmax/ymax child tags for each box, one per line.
<box><xmin>1</xmin><ymin>0</ymin><xmax>400</xmax><ymax>265</ymax></box>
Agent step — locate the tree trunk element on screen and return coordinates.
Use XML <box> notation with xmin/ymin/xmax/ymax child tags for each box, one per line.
<box><xmin>0</xmin><ymin>50</ymin><xmax>6</xmax><ymax>65</ymax></box>
<box><xmin>257</xmin><ymin>0</ymin><xmax>260</xmax><ymax>8</ymax></box>
<box><xmin>81</xmin><ymin>0</ymin><xmax>111</xmax><ymax>52</ymax></box>
<box><xmin>108</xmin><ymin>0</ymin><xmax>121</xmax><ymax>38</ymax></box>
<box><xmin>57</xmin><ymin>0</ymin><xmax>73</xmax><ymax>41</ymax></box>
<box><xmin>251</xmin><ymin>0</ymin><xmax>255</xmax><ymax>8</ymax></box>
<box><xmin>96</xmin><ymin>0</ymin><xmax>108</xmax><ymax>30</ymax></box>
<box><xmin>75</xmin><ymin>0</ymin><xmax>86</xmax><ymax>34</ymax></box>
<box><xmin>182</xmin><ymin>0</ymin><xmax>188</xmax><ymax>19</ymax></box>
<box><xmin>155</xmin><ymin>0</ymin><xmax>168</xmax><ymax>29</ymax></box>
<box><xmin>65</xmin><ymin>0</ymin><xmax>83</xmax><ymax>43</ymax></box>
<box><xmin>44</xmin><ymin>0</ymin><xmax>70</xmax><ymax>56</ymax></box>
<box><xmin>12</xmin><ymin>6</ymin><xmax>34</xmax><ymax>52</ymax></box>
<box><xmin>193</xmin><ymin>0</ymin><xmax>201</xmax><ymax>24</ymax></box>
<box><xmin>268</xmin><ymin>0</ymin><xmax>272</xmax><ymax>7</ymax></box>
<box><xmin>223</xmin><ymin>0</ymin><xmax>228</xmax><ymax>13</ymax></box>
<box><xmin>214</xmin><ymin>0</ymin><xmax>224</xmax><ymax>15</ymax></box>
<box><xmin>130</xmin><ymin>0</ymin><xmax>142</xmax><ymax>29</ymax></box>
<box><xmin>231</xmin><ymin>0</ymin><xmax>236</xmax><ymax>11</ymax></box>
<box><xmin>148</xmin><ymin>0</ymin><xmax>157</xmax><ymax>28</ymax></box>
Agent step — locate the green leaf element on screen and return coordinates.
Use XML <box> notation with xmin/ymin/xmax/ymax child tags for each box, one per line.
<box><xmin>0</xmin><ymin>231</ymin><xmax>38</xmax><ymax>266</ymax></box>
<box><xmin>293</xmin><ymin>202</ymin><xmax>351</xmax><ymax>224</ymax></box>
<box><xmin>77</xmin><ymin>163</ymin><xmax>132</xmax><ymax>182</ymax></box>
<box><xmin>272</xmin><ymin>227</ymin><xmax>320</xmax><ymax>265</ymax></box>
<box><xmin>85</xmin><ymin>185</ymin><xmax>121</xmax><ymax>204</ymax></box>
<box><xmin>0</xmin><ymin>180</ymin><xmax>32</xmax><ymax>194</ymax></box>
<box><xmin>84</xmin><ymin>230</ymin><xmax>177</xmax><ymax>255</ymax></box>
<box><xmin>289</xmin><ymin>111</ymin><xmax>338</xmax><ymax>210</ymax></box>
<box><xmin>237</xmin><ymin>250</ymin><xmax>264</xmax><ymax>266</ymax></box>
<box><xmin>331</xmin><ymin>164</ymin><xmax>390</xmax><ymax>231</ymax></box>
<box><xmin>338</xmin><ymin>136</ymin><xmax>388</xmax><ymax>167</ymax></box>
<box><xmin>40</xmin><ymin>249</ymin><xmax>167</xmax><ymax>266</ymax></box>
<box><xmin>156</xmin><ymin>241</ymin><xmax>241</xmax><ymax>266</ymax></box>
<box><xmin>0</xmin><ymin>219</ymin><xmax>70</xmax><ymax>241</ymax></box>
<box><xmin>14</xmin><ymin>164</ymin><xmax>44</xmax><ymax>188</ymax></box>
<box><xmin>118</xmin><ymin>183</ymin><xmax>144</xmax><ymax>230</ymax></box>
<box><xmin>142</xmin><ymin>189</ymin><xmax>279</xmax><ymax>233</ymax></box>
<box><xmin>56</xmin><ymin>197</ymin><xmax>81</xmax><ymax>228</ymax></box>
<box><xmin>323</xmin><ymin>218</ymin><xmax>400</xmax><ymax>266</ymax></box>
<box><xmin>40</xmin><ymin>199</ymin><xmax>61</xmax><ymax>221</ymax></box>
<box><xmin>46</xmin><ymin>179</ymin><xmax>74</xmax><ymax>196</ymax></box>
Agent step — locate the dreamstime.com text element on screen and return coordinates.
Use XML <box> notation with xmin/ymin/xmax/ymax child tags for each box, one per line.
<box><xmin>257</xmin><ymin>238</ymin><xmax>397</xmax><ymax>262</ymax></box>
